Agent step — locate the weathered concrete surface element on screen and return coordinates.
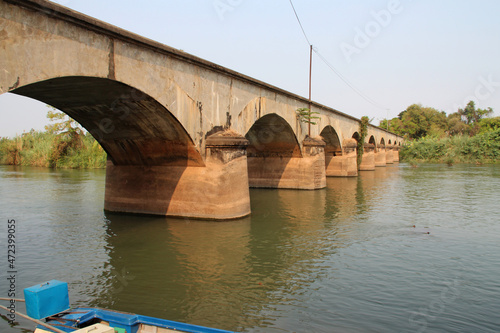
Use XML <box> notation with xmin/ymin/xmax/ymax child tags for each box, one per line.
<box><xmin>375</xmin><ymin>148</ymin><xmax>387</xmax><ymax>167</ymax></box>
<box><xmin>394</xmin><ymin>147</ymin><xmax>400</xmax><ymax>162</ymax></box>
<box><xmin>359</xmin><ymin>143</ymin><xmax>376</xmax><ymax>171</ymax></box>
<box><xmin>386</xmin><ymin>146</ymin><xmax>395</xmax><ymax>164</ymax></box>
<box><xmin>325</xmin><ymin>138</ymin><xmax>357</xmax><ymax>177</ymax></box>
<box><xmin>247</xmin><ymin>136</ymin><xmax>326</xmax><ymax>189</ymax></box>
<box><xmin>105</xmin><ymin>132</ymin><xmax>251</xmax><ymax>219</ymax></box>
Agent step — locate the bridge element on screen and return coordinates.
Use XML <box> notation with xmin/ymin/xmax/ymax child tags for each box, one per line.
<box><xmin>0</xmin><ymin>0</ymin><xmax>403</xmax><ymax>219</ymax></box>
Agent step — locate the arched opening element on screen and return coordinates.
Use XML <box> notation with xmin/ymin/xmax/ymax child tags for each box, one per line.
<box><xmin>320</xmin><ymin>125</ymin><xmax>342</xmax><ymax>156</ymax></box>
<box><xmin>11</xmin><ymin>76</ymin><xmax>203</xmax><ymax>166</ymax></box>
<box><xmin>368</xmin><ymin>135</ymin><xmax>376</xmax><ymax>149</ymax></box>
<box><xmin>245</xmin><ymin>113</ymin><xmax>301</xmax><ymax>158</ymax></box>
<box><xmin>352</xmin><ymin>132</ymin><xmax>361</xmax><ymax>142</ymax></box>
<box><xmin>375</xmin><ymin>137</ymin><xmax>387</xmax><ymax>167</ymax></box>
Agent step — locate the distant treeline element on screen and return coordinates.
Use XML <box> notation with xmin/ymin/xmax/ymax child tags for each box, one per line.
<box><xmin>380</xmin><ymin>101</ymin><xmax>500</xmax><ymax>164</ymax></box>
<box><xmin>400</xmin><ymin>129</ymin><xmax>500</xmax><ymax>165</ymax></box>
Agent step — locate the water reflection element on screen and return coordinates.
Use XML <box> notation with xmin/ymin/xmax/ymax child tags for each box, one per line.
<box><xmin>94</xmin><ymin>168</ymin><xmax>402</xmax><ymax>331</ymax></box>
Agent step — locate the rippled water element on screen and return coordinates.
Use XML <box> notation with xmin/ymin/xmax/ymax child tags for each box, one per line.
<box><xmin>0</xmin><ymin>164</ymin><xmax>499</xmax><ymax>332</ymax></box>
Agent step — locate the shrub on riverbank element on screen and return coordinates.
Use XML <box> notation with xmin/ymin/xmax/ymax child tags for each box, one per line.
<box><xmin>0</xmin><ymin>130</ymin><xmax>107</xmax><ymax>168</ymax></box>
<box><xmin>400</xmin><ymin>129</ymin><xmax>500</xmax><ymax>164</ymax></box>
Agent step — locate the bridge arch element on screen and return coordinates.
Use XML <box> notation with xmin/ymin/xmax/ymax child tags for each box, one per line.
<box><xmin>368</xmin><ymin>135</ymin><xmax>376</xmax><ymax>149</ymax></box>
<box><xmin>11</xmin><ymin>76</ymin><xmax>204</xmax><ymax>166</ymax></box>
<box><xmin>320</xmin><ymin>125</ymin><xmax>342</xmax><ymax>156</ymax></box>
<box><xmin>245</xmin><ymin>113</ymin><xmax>301</xmax><ymax>158</ymax></box>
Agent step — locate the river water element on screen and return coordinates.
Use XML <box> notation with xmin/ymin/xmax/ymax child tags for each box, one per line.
<box><xmin>0</xmin><ymin>163</ymin><xmax>499</xmax><ymax>333</ymax></box>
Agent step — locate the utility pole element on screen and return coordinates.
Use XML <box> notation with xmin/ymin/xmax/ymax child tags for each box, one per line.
<box><xmin>386</xmin><ymin>109</ymin><xmax>389</xmax><ymax>131</ymax></box>
<box><xmin>308</xmin><ymin>44</ymin><xmax>312</xmax><ymax>137</ymax></box>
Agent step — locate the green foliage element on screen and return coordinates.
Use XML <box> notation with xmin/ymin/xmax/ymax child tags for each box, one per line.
<box><xmin>380</xmin><ymin>101</ymin><xmax>496</xmax><ymax>141</ymax></box>
<box><xmin>357</xmin><ymin>116</ymin><xmax>370</xmax><ymax>168</ymax></box>
<box><xmin>478</xmin><ymin>116</ymin><xmax>500</xmax><ymax>134</ymax></box>
<box><xmin>400</xmin><ymin>129</ymin><xmax>500</xmax><ymax>164</ymax></box>
<box><xmin>458</xmin><ymin>100</ymin><xmax>493</xmax><ymax>125</ymax></box>
<box><xmin>45</xmin><ymin>106</ymin><xmax>84</xmax><ymax>135</ymax></box>
<box><xmin>296</xmin><ymin>107</ymin><xmax>321</xmax><ymax>125</ymax></box>
<box><xmin>0</xmin><ymin>130</ymin><xmax>106</xmax><ymax>168</ymax></box>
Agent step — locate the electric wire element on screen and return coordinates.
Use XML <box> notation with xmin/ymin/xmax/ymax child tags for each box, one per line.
<box><xmin>288</xmin><ymin>0</ymin><xmax>311</xmax><ymax>46</ymax></box>
<box><xmin>313</xmin><ymin>48</ymin><xmax>387</xmax><ymax>110</ymax></box>
<box><xmin>287</xmin><ymin>0</ymin><xmax>388</xmax><ymax>111</ymax></box>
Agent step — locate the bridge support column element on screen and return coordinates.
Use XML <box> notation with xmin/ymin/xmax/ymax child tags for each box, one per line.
<box><xmin>375</xmin><ymin>148</ymin><xmax>387</xmax><ymax>167</ymax></box>
<box><xmin>386</xmin><ymin>146</ymin><xmax>394</xmax><ymax>164</ymax></box>
<box><xmin>325</xmin><ymin>139</ymin><xmax>357</xmax><ymax>177</ymax></box>
<box><xmin>247</xmin><ymin>136</ymin><xmax>326</xmax><ymax>190</ymax></box>
<box><xmin>394</xmin><ymin>147</ymin><xmax>400</xmax><ymax>162</ymax></box>
<box><xmin>359</xmin><ymin>143</ymin><xmax>376</xmax><ymax>171</ymax></box>
<box><xmin>104</xmin><ymin>132</ymin><xmax>251</xmax><ymax>220</ymax></box>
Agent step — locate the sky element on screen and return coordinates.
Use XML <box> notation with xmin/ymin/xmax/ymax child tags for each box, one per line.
<box><xmin>1</xmin><ymin>0</ymin><xmax>500</xmax><ymax>137</ymax></box>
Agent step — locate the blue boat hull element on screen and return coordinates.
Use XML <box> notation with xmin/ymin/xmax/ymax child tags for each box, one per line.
<box><xmin>37</xmin><ymin>307</ymin><xmax>235</xmax><ymax>333</ymax></box>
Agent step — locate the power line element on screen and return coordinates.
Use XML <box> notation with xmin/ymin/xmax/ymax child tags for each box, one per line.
<box><xmin>287</xmin><ymin>0</ymin><xmax>388</xmax><ymax>111</ymax></box>
<box><xmin>288</xmin><ymin>0</ymin><xmax>311</xmax><ymax>46</ymax></box>
<box><xmin>313</xmin><ymin>48</ymin><xmax>388</xmax><ymax>110</ymax></box>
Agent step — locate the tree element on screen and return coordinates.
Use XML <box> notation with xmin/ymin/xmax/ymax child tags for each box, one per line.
<box><xmin>478</xmin><ymin>116</ymin><xmax>500</xmax><ymax>134</ymax></box>
<box><xmin>45</xmin><ymin>106</ymin><xmax>84</xmax><ymax>137</ymax></box>
<box><xmin>447</xmin><ymin>113</ymin><xmax>470</xmax><ymax>136</ymax></box>
<box><xmin>380</xmin><ymin>104</ymin><xmax>447</xmax><ymax>139</ymax></box>
<box><xmin>45</xmin><ymin>106</ymin><xmax>85</xmax><ymax>167</ymax></box>
<box><xmin>458</xmin><ymin>101</ymin><xmax>493</xmax><ymax>125</ymax></box>
<box><xmin>296</xmin><ymin>108</ymin><xmax>320</xmax><ymax>136</ymax></box>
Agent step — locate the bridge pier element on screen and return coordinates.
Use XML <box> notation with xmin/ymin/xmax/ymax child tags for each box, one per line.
<box><xmin>247</xmin><ymin>136</ymin><xmax>326</xmax><ymax>190</ymax></box>
<box><xmin>359</xmin><ymin>143</ymin><xmax>376</xmax><ymax>171</ymax></box>
<box><xmin>375</xmin><ymin>148</ymin><xmax>387</xmax><ymax>167</ymax></box>
<box><xmin>386</xmin><ymin>146</ymin><xmax>394</xmax><ymax>164</ymax></box>
<box><xmin>394</xmin><ymin>147</ymin><xmax>400</xmax><ymax>162</ymax></box>
<box><xmin>104</xmin><ymin>132</ymin><xmax>251</xmax><ymax>220</ymax></box>
<box><xmin>325</xmin><ymin>138</ymin><xmax>358</xmax><ymax>177</ymax></box>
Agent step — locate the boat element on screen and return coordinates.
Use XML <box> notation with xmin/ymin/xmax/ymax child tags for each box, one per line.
<box><xmin>33</xmin><ymin>307</ymin><xmax>235</xmax><ymax>333</ymax></box>
<box><xmin>0</xmin><ymin>280</ymin><xmax>235</xmax><ymax>333</ymax></box>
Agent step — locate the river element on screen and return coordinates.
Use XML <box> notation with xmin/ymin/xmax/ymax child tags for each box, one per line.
<box><xmin>0</xmin><ymin>163</ymin><xmax>499</xmax><ymax>332</ymax></box>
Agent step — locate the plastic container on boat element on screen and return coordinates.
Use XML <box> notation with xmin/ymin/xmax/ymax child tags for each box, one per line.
<box><xmin>24</xmin><ymin>280</ymin><xmax>70</xmax><ymax>320</ymax></box>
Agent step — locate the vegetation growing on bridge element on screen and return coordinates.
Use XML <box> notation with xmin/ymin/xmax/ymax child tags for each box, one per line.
<box><xmin>382</xmin><ymin>101</ymin><xmax>500</xmax><ymax>164</ymax></box>
<box><xmin>357</xmin><ymin>116</ymin><xmax>370</xmax><ymax>169</ymax></box>
<box><xmin>0</xmin><ymin>107</ymin><xmax>106</xmax><ymax>168</ymax></box>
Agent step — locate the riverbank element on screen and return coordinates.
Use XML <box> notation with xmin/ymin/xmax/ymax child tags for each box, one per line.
<box><xmin>400</xmin><ymin>129</ymin><xmax>500</xmax><ymax>164</ymax></box>
<box><xmin>0</xmin><ymin>130</ymin><xmax>106</xmax><ymax>168</ymax></box>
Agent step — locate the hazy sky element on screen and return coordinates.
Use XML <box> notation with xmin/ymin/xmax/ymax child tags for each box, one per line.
<box><xmin>1</xmin><ymin>0</ymin><xmax>500</xmax><ymax>137</ymax></box>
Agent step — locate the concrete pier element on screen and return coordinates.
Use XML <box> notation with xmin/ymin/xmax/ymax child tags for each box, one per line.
<box><xmin>325</xmin><ymin>138</ymin><xmax>358</xmax><ymax>177</ymax></box>
<box><xmin>386</xmin><ymin>145</ymin><xmax>395</xmax><ymax>164</ymax></box>
<box><xmin>359</xmin><ymin>143</ymin><xmax>376</xmax><ymax>171</ymax></box>
<box><xmin>375</xmin><ymin>147</ymin><xmax>387</xmax><ymax>167</ymax></box>
<box><xmin>104</xmin><ymin>132</ymin><xmax>251</xmax><ymax>220</ymax></box>
<box><xmin>247</xmin><ymin>136</ymin><xmax>326</xmax><ymax>190</ymax></box>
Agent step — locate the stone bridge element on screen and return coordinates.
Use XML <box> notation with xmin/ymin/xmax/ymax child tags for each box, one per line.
<box><xmin>0</xmin><ymin>0</ymin><xmax>404</xmax><ymax>219</ymax></box>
